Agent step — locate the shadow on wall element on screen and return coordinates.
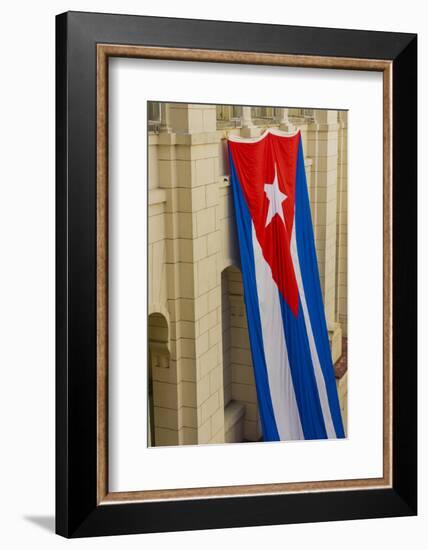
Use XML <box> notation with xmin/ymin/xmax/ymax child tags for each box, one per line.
<box><xmin>148</xmin><ymin>312</ymin><xmax>170</xmax><ymax>447</ymax></box>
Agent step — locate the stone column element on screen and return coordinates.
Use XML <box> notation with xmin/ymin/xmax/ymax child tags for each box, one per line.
<box><xmin>274</xmin><ymin>108</ymin><xmax>296</xmax><ymax>133</ymax></box>
<box><xmin>240</xmin><ymin>106</ymin><xmax>260</xmax><ymax>138</ymax></box>
<box><xmin>336</xmin><ymin>111</ymin><xmax>348</xmax><ymax>337</ymax></box>
<box><xmin>306</xmin><ymin>110</ymin><xmax>342</xmax><ymax>362</ymax></box>
<box><xmin>158</xmin><ymin>104</ymin><xmax>225</xmax><ymax>445</ymax></box>
<box><xmin>159</xmin><ymin>103</ymin><xmax>171</xmax><ymax>132</ymax></box>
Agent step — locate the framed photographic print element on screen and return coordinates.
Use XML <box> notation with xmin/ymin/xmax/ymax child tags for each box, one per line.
<box><xmin>56</xmin><ymin>11</ymin><xmax>417</xmax><ymax>538</ymax></box>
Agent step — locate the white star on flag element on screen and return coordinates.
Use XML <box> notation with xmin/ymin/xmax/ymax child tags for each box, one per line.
<box><xmin>264</xmin><ymin>164</ymin><xmax>288</xmax><ymax>227</ymax></box>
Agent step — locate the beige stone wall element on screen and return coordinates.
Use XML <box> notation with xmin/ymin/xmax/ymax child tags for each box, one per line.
<box><xmin>222</xmin><ymin>266</ymin><xmax>262</xmax><ymax>442</ymax></box>
<box><xmin>148</xmin><ymin>103</ymin><xmax>348</xmax><ymax>445</ymax></box>
<box><xmin>336</xmin><ymin>111</ymin><xmax>348</xmax><ymax>336</ymax></box>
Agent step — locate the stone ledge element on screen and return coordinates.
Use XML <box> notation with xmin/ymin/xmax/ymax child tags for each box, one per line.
<box><xmin>148</xmin><ymin>133</ymin><xmax>160</xmax><ymax>145</ymax></box>
<box><xmin>307</xmin><ymin>122</ymin><xmax>340</xmax><ymax>132</ymax></box>
<box><xmin>149</xmin><ymin>188</ymin><xmax>167</xmax><ymax>205</ymax></box>
<box><xmin>157</xmin><ymin>131</ymin><xmax>223</xmax><ymax>146</ymax></box>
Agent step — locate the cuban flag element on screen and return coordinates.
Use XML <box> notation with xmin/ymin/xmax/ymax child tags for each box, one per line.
<box><xmin>228</xmin><ymin>129</ymin><xmax>345</xmax><ymax>441</ymax></box>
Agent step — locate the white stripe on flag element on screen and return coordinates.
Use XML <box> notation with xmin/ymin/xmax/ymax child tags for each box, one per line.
<box><xmin>252</xmin><ymin>224</ymin><xmax>304</xmax><ymax>441</ymax></box>
<box><xmin>290</xmin><ymin>222</ymin><xmax>337</xmax><ymax>438</ymax></box>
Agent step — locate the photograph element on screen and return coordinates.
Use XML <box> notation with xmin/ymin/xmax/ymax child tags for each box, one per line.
<box><xmin>147</xmin><ymin>102</ymin><xmax>348</xmax><ymax>447</ymax></box>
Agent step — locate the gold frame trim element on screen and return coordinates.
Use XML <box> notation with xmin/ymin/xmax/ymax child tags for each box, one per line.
<box><xmin>96</xmin><ymin>44</ymin><xmax>393</xmax><ymax>505</ymax></box>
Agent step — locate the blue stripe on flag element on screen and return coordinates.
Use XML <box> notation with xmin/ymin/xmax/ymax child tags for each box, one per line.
<box><xmin>277</xmin><ymin>292</ymin><xmax>328</xmax><ymax>439</ymax></box>
<box><xmin>229</xmin><ymin>151</ymin><xmax>280</xmax><ymax>441</ymax></box>
<box><xmin>295</xmin><ymin>140</ymin><xmax>345</xmax><ymax>438</ymax></box>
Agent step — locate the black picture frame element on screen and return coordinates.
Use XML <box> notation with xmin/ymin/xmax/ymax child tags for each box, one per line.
<box><xmin>56</xmin><ymin>11</ymin><xmax>417</xmax><ymax>538</ymax></box>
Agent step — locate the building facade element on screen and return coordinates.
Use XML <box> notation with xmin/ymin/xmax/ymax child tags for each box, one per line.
<box><xmin>148</xmin><ymin>103</ymin><xmax>348</xmax><ymax>446</ymax></box>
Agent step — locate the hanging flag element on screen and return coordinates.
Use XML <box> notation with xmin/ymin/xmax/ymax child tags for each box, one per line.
<box><xmin>228</xmin><ymin>128</ymin><xmax>345</xmax><ymax>441</ymax></box>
